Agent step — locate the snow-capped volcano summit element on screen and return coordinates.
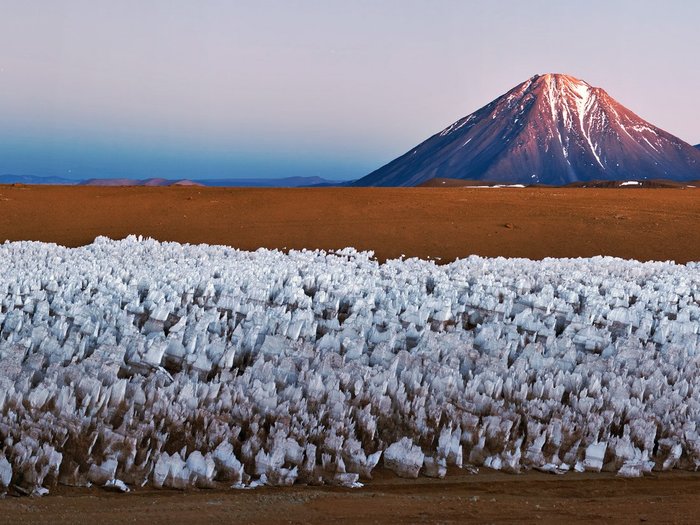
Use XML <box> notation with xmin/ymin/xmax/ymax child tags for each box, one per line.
<box><xmin>357</xmin><ymin>73</ymin><xmax>700</xmax><ymax>186</ymax></box>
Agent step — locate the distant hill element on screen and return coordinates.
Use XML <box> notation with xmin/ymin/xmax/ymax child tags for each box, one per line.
<box><xmin>195</xmin><ymin>176</ymin><xmax>335</xmax><ymax>187</ymax></box>
<box><xmin>0</xmin><ymin>174</ymin><xmax>78</xmax><ymax>185</ymax></box>
<box><xmin>80</xmin><ymin>178</ymin><xmax>204</xmax><ymax>187</ymax></box>
<box><xmin>1</xmin><ymin>174</ymin><xmax>341</xmax><ymax>187</ymax></box>
<box><xmin>356</xmin><ymin>73</ymin><xmax>700</xmax><ymax>186</ymax></box>
<box><xmin>82</xmin><ymin>176</ymin><xmax>340</xmax><ymax>187</ymax></box>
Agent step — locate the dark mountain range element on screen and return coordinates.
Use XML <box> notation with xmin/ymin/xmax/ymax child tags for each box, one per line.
<box><xmin>0</xmin><ymin>174</ymin><xmax>78</xmax><ymax>185</ymax></box>
<box><xmin>80</xmin><ymin>178</ymin><xmax>203</xmax><ymax>187</ymax></box>
<box><xmin>0</xmin><ymin>175</ymin><xmax>340</xmax><ymax>187</ymax></box>
<box><xmin>81</xmin><ymin>176</ymin><xmax>338</xmax><ymax>187</ymax></box>
<box><xmin>356</xmin><ymin>74</ymin><xmax>700</xmax><ymax>186</ymax></box>
<box><xmin>195</xmin><ymin>176</ymin><xmax>334</xmax><ymax>187</ymax></box>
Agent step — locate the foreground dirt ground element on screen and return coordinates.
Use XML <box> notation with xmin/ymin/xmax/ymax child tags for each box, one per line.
<box><xmin>0</xmin><ymin>185</ymin><xmax>699</xmax><ymax>523</ymax></box>
<box><xmin>0</xmin><ymin>185</ymin><xmax>698</xmax><ymax>263</ymax></box>
<box><xmin>2</xmin><ymin>469</ymin><xmax>699</xmax><ymax>524</ymax></box>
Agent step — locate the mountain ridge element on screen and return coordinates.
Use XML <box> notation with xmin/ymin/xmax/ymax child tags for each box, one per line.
<box><xmin>0</xmin><ymin>175</ymin><xmax>341</xmax><ymax>187</ymax></box>
<box><xmin>80</xmin><ymin>178</ymin><xmax>204</xmax><ymax>187</ymax></box>
<box><xmin>356</xmin><ymin>74</ymin><xmax>700</xmax><ymax>186</ymax></box>
<box><xmin>0</xmin><ymin>174</ymin><xmax>79</xmax><ymax>185</ymax></box>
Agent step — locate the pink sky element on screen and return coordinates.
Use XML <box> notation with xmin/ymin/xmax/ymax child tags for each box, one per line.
<box><xmin>1</xmin><ymin>0</ymin><xmax>698</xmax><ymax>180</ymax></box>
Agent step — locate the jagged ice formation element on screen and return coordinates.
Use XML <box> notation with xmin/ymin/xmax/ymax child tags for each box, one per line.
<box><xmin>0</xmin><ymin>237</ymin><xmax>699</xmax><ymax>494</ymax></box>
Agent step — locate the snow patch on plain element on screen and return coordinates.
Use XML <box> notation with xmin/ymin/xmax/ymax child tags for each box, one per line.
<box><xmin>470</xmin><ymin>184</ymin><xmax>526</xmax><ymax>188</ymax></box>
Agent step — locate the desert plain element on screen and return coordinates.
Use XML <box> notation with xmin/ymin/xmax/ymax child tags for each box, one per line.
<box><xmin>0</xmin><ymin>185</ymin><xmax>698</xmax><ymax>263</ymax></box>
<box><xmin>0</xmin><ymin>184</ymin><xmax>699</xmax><ymax>524</ymax></box>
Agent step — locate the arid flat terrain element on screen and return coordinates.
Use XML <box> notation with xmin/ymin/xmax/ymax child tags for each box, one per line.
<box><xmin>1</xmin><ymin>185</ymin><xmax>699</xmax><ymax>524</ymax></box>
<box><xmin>0</xmin><ymin>185</ymin><xmax>698</xmax><ymax>263</ymax></box>
<box><xmin>2</xmin><ymin>469</ymin><xmax>699</xmax><ymax>524</ymax></box>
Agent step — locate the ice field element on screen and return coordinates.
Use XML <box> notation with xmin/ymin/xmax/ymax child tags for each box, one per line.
<box><xmin>0</xmin><ymin>236</ymin><xmax>698</xmax><ymax>494</ymax></box>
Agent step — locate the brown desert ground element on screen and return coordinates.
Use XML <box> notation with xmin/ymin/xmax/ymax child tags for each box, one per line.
<box><xmin>0</xmin><ymin>184</ymin><xmax>699</xmax><ymax>524</ymax></box>
<box><xmin>0</xmin><ymin>184</ymin><xmax>698</xmax><ymax>263</ymax></box>
<box><xmin>2</xmin><ymin>469</ymin><xmax>699</xmax><ymax>524</ymax></box>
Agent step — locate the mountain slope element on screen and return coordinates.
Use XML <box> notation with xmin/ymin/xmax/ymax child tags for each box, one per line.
<box><xmin>357</xmin><ymin>74</ymin><xmax>700</xmax><ymax>186</ymax></box>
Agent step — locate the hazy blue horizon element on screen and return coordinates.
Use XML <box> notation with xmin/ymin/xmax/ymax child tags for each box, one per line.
<box><xmin>2</xmin><ymin>1</ymin><xmax>699</xmax><ymax>181</ymax></box>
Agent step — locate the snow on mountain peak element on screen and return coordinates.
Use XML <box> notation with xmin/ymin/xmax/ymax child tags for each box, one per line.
<box><xmin>357</xmin><ymin>73</ymin><xmax>700</xmax><ymax>186</ymax></box>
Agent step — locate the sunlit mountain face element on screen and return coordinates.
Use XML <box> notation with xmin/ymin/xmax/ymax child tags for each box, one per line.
<box><xmin>357</xmin><ymin>74</ymin><xmax>700</xmax><ymax>186</ymax></box>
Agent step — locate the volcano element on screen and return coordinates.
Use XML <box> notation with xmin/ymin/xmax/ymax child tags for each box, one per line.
<box><xmin>356</xmin><ymin>74</ymin><xmax>700</xmax><ymax>186</ymax></box>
